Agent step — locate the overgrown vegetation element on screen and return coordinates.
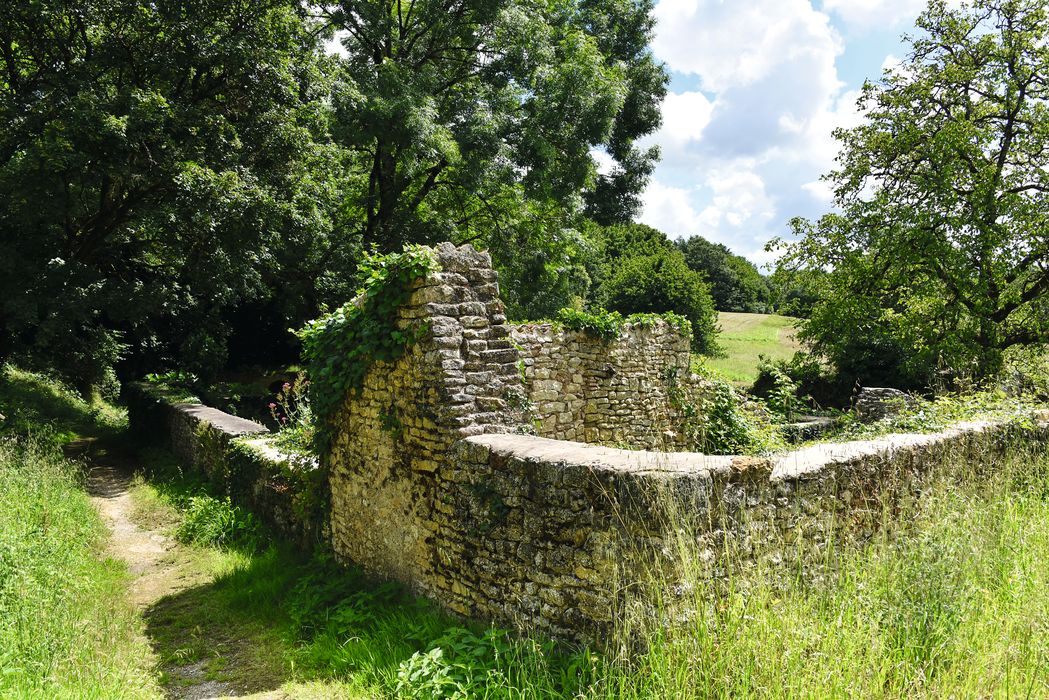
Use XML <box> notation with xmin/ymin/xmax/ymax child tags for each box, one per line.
<box><xmin>588</xmin><ymin>444</ymin><xmax>1049</xmax><ymax>698</ymax></box>
<box><xmin>555</xmin><ymin>307</ymin><xmax>693</xmax><ymax>343</ymax></box>
<box><xmin>0</xmin><ymin>367</ymin><xmax>156</xmax><ymax>697</ymax></box>
<box><xmin>0</xmin><ymin>435</ymin><xmax>160</xmax><ymax>698</ymax></box>
<box><xmin>297</xmin><ymin>245</ymin><xmax>439</xmax><ymax>450</ymax></box>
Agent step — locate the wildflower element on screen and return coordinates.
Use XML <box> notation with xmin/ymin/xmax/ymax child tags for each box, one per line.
<box><xmin>268</xmin><ymin>402</ymin><xmax>277</xmax><ymax>409</ymax></box>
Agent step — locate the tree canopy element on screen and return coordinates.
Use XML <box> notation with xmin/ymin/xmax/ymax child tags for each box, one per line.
<box><xmin>0</xmin><ymin>0</ymin><xmax>668</xmax><ymax>392</ymax></box>
<box><xmin>322</xmin><ymin>0</ymin><xmax>667</xmax><ymax>317</ymax></box>
<box><xmin>784</xmin><ymin>0</ymin><xmax>1049</xmax><ymax>386</ymax></box>
<box><xmin>0</xmin><ymin>0</ymin><xmax>347</xmax><ymax>391</ymax></box>
<box><xmin>677</xmin><ymin>236</ymin><xmax>770</xmax><ymax>313</ymax></box>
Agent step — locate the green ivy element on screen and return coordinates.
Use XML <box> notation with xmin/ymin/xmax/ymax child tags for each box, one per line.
<box><xmin>297</xmin><ymin>246</ymin><xmax>440</xmax><ymax>451</ymax></box>
<box><xmin>554</xmin><ymin>307</ymin><xmax>693</xmax><ymax>341</ymax></box>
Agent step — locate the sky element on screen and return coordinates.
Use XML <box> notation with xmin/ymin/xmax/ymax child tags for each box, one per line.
<box><xmin>633</xmin><ymin>0</ymin><xmax>937</xmax><ymax>265</ymax></box>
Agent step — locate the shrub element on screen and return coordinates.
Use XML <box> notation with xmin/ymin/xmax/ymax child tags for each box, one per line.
<box><xmin>601</xmin><ymin>251</ymin><xmax>718</xmax><ymax>353</ymax></box>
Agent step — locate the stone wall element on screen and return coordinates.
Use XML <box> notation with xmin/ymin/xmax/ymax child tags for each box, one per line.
<box><xmin>323</xmin><ymin>242</ymin><xmax>1049</xmax><ymax>643</ymax></box>
<box><xmin>443</xmin><ymin>419</ymin><xmax>1049</xmax><ymax>640</ymax></box>
<box><xmin>327</xmin><ymin>243</ymin><xmax>523</xmax><ymax>590</ymax></box>
<box><xmin>125</xmin><ymin>382</ymin><xmax>321</xmax><ymax>545</ymax></box>
<box><xmin>510</xmin><ymin>321</ymin><xmax>692</xmax><ymax>449</ymax></box>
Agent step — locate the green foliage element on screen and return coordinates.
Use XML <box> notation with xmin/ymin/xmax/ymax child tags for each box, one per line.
<box><xmin>757</xmin><ymin>357</ymin><xmax>802</xmax><ymax>422</ymax></box>
<box><xmin>297</xmin><ymin>246</ymin><xmax>439</xmax><ymax>449</ymax></box>
<box><xmin>557</xmin><ymin>307</ymin><xmax>626</xmax><ymax>340</ymax></box>
<box><xmin>832</xmin><ymin>386</ymin><xmax>1040</xmax><ymax>442</ymax></box>
<box><xmin>782</xmin><ymin>0</ymin><xmax>1049</xmax><ymax>387</ymax></box>
<box><xmin>267</xmin><ymin>376</ymin><xmax>316</xmax><ymax>456</ymax></box>
<box><xmin>677</xmin><ymin>235</ymin><xmax>771</xmax><ymax>313</ymax></box>
<box><xmin>328</xmin><ymin>1</ymin><xmax>666</xmax><ymax>319</ymax></box>
<box><xmin>0</xmin><ymin>420</ymin><xmax>156</xmax><ymax>696</ymax></box>
<box><xmin>175</xmin><ymin>495</ymin><xmax>262</xmax><ymax>551</ymax></box>
<box><xmin>602</xmin><ymin>250</ymin><xmax>717</xmax><ymax>352</ymax></box>
<box><xmin>0</xmin><ymin>364</ymin><xmax>126</xmax><ymax>441</ymax></box>
<box><xmin>668</xmin><ymin>365</ymin><xmax>783</xmax><ymax>455</ymax></box>
<box><xmin>394</xmin><ymin>627</ymin><xmax>517</xmax><ymax>699</ymax></box>
<box><xmin>752</xmin><ymin>351</ymin><xmax>850</xmax><ymax>410</ymax></box>
<box><xmin>0</xmin><ymin>0</ymin><xmax>348</xmax><ymax>392</ymax></box>
<box><xmin>555</xmin><ymin>307</ymin><xmax>693</xmax><ymax>343</ymax></box>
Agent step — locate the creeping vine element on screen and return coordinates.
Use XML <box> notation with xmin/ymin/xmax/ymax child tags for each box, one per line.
<box><xmin>297</xmin><ymin>245</ymin><xmax>440</xmax><ymax>451</ymax></box>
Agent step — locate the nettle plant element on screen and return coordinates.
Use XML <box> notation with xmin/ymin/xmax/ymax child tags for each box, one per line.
<box><xmin>297</xmin><ymin>246</ymin><xmax>440</xmax><ymax>451</ymax></box>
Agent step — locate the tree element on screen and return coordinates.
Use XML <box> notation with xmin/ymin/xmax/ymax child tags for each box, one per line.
<box><xmin>321</xmin><ymin>0</ymin><xmax>667</xmax><ymax>315</ymax></box>
<box><xmin>0</xmin><ymin>0</ymin><xmax>345</xmax><ymax>393</ymax></box>
<box><xmin>602</xmin><ymin>250</ymin><xmax>717</xmax><ymax>352</ymax></box>
<box><xmin>785</xmin><ymin>0</ymin><xmax>1049</xmax><ymax>385</ymax></box>
<box><xmin>677</xmin><ymin>236</ymin><xmax>770</xmax><ymax>312</ymax></box>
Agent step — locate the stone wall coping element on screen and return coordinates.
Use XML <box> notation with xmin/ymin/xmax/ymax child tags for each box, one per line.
<box><xmin>240</xmin><ymin>434</ymin><xmax>320</xmax><ymax>470</ymax></box>
<box><xmin>464</xmin><ymin>433</ymin><xmax>739</xmax><ymax>477</ymax></box>
<box><xmin>509</xmin><ymin>318</ymin><xmax>678</xmax><ymax>334</ymax></box>
<box><xmin>769</xmin><ymin>420</ymin><xmax>997</xmax><ymax>481</ymax></box>
<box><xmin>174</xmin><ymin>403</ymin><xmax>269</xmax><ymax>438</ymax></box>
<box><xmin>467</xmin><ymin>417</ymin><xmax>1037</xmax><ymax>487</ymax></box>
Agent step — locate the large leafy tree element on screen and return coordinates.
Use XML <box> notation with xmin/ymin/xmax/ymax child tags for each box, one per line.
<box><xmin>587</xmin><ymin>222</ymin><xmax>718</xmax><ymax>351</ymax></box>
<box><xmin>785</xmin><ymin>0</ymin><xmax>1049</xmax><ymax>385</ymax></box>
<box><xmin>677</xmin><ymin>236</ymin><xmax>770</xmax><ymax>313</ymax></box>
<box><xmin>0</xmin><ymin>0</ymin><xmax>345</xmax><ymax>392</ymax></box>
<box><xmin>321</xmin><ymin>0</ymin><xmax>666</xmax><ymax>317</ymax></box>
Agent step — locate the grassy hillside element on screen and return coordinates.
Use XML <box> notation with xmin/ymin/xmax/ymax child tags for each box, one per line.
<box><xmin>705</xmin><ymin>312</ymin><xmax>803</xmax><ymax>385</ymax></box>
<box><xmin>0</xmin><ymin>367</ymin><xmax>159</xmax><ymax>698</ymax></box>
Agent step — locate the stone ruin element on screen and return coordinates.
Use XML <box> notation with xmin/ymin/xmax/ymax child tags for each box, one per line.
<box><xmin>324</xmin><ymin>242</ymin><xmax>1049</xmax><ymax>641</ymax></box>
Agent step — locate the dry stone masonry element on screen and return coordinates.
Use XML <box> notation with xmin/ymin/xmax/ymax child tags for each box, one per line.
<box><xmin>125</xmin><ymin>382</ymin><xmax>321</xmax><ymax>544</ymax></box>
<box><xmin>323</xmin><ymin>243</ymin><xmax>1049</xmax><ymax>641</ymax></box>
<box><xmin>127</xmin><ymin>243</ymin><xmax>1049</xmax><ymax>644</ymax></box>
<box><xmin>511</xmin><ymin>321</ymin><xmax>693</xmax><ymax>449</ymax></box>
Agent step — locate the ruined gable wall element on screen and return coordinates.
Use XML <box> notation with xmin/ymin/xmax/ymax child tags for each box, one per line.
<box><xmin>510</xmin><ymin>321</ymin><xmax>693</xmax><ymax>449</ymax></box>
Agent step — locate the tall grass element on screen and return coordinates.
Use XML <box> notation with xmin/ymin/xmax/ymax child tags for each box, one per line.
<box><xmin>577</xmin><ymin>448</ymin><xmax>1049</xmax><ymax>699</ymax></box>
<box><xmin>0</xmin><ymin>434</ymin><xmax>159</xmax><ymax>698</ymax></box>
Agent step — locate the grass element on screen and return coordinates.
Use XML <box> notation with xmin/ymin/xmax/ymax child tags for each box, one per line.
<box><xmin>588</xmin><ymin>447</ymin><xmax>1049</xmax><ymax>698</ymax></box>
<box><xmin>0</xmin><ymin>426</ymin><xmax>158</xmax><ymax>695</ymax></box>
<box><xmin>704</xmin><ymin>312</ymin><xmax>802</xmax><ymax>385</ymax></box>
<box><xmin>126</xmin><ymin>448</ymin><xmax>588</xmax><ymax>697</ymax></box>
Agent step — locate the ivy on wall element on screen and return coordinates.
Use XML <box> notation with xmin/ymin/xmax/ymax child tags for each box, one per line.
<box><xmin>297</xmin><ymin>246</ymin><xmax>440</xmax><ymax>450</ymax></box>
<box><xmin>554</xmin><ymin>307</ymin><xmax>693</xmax><ymax>342</ymax></box>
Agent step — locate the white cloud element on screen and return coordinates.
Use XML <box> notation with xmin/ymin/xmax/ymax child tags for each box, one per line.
<box><xmin>821</xmin><ymin>0</ymin><xmax>926</xmax><ymax>27</ymax></box>
<box><xmin>590</xmin><ymin>148</ymin><xmax>616</xmax><ymax>176</ymax></box>
<box><xmin>653</xmin><ymin>0</ymin><xmax>841</xmax><ymax>92</ymax></box>
<box><xmin>658</xmin><ymin>91</ymin><xmax>715</xmax><ymax>149</ymax></box>
<box><xmin>638</xmin><ymin>180</ymin><xmax>701</xmax><ymax>236</ymax></box>
<box><xmin>644</xmin><ymin>0</ymin><xmax>857</xmax><ymax>261</ymax></box>
<box><xmin>694</xmin><ymin>162</ymin><xmax>776</xmax><ymax>243</ymax></box>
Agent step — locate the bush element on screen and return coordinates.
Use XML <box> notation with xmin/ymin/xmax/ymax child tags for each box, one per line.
<box><xmin>602</xmin><ymin>251</ymin><xmax>717</xmax><ymax>353</ymax></box>
<box><xmin>752</xmin><ymin>352</ymin><xmax>852</xmax><ymax>410</ymax></box>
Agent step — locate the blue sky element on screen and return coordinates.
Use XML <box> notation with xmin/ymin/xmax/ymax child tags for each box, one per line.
<box><xmin>630</xmin><ymin>0</ymin><xmax>939</xmax><ymax>265</ymax></box>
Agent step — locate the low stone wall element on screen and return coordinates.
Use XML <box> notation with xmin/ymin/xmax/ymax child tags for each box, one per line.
<box><xmin>442</xmin><ymin>418</ymin><xmax>1049</xmax><ymax>640</ymax></box>
<box><xmin>322</xmin><ymin>243</ymin><xmax>1049</xmax><ymax>643</ymax></box>
<box><xmin>125</xmin><ymin>382</ymin><xmax>322</xmax><ymax>545</ymax></box>
<box><xmin>510</xmin><ymin>321</ymin><xmax>692</xmax><ymax>449</ymax></box>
